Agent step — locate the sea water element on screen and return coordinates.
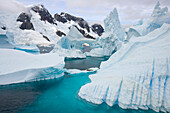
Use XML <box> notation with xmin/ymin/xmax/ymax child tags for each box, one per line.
<box><xmin>20</xmin><ymin>73</ymin><xmax>159</xmax><ymax>113</ymax></box>
<box><xmin>0</xmin><ymin>58</ymin><xmax>162</xmax><ymax>113</ymax></box>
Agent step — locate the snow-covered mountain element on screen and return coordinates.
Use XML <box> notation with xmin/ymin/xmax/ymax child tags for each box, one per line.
<box><xmin>0</xmin><ymin>1</ymin><xmax>105</xmax><ymax>57</ymax></box>
<box><xmin>79</xmin><ymin>2</ymin><xmax>170</xmax><ymax>112</ymax></box>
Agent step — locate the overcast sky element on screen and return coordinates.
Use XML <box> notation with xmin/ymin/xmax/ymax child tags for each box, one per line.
<box><xmin>16</xmin><ymin>0</ymin><xmax>170</xmax><ymax>25</ymax></box>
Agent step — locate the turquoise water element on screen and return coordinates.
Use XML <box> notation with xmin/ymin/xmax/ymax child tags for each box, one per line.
<box><xmin>0</xmin><ymin>37</ymin><xmax>163</xmax><ymax>113</ymax></box>
<box><xmin>20</xmin><ymin>73</ymin><xmax>159</xmax><ymax>113</ymax></box>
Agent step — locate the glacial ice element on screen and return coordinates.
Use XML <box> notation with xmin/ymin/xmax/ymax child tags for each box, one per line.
<box><xmin>0</xmin><ymin>49</ymin><xmax>65</xmax><ymax>85</ymax></box>
<box><xmin>104</xmin><ymin>8</ymin><xmax>125</xmax><ymax>42</ymax></box>
<box><xmin>79</xmin><ymin>24</ymin><xmax>170</xmax><ymax>112</ymax></box>
<box><xmin>86</xmin><ymin>8</ymin><xmax>123</xmax><ymax>57</ymax></box>
<box><xmin>129</xmin><ymin>2</ymin><xmax>170</xmax><ymax>38</ymax></box>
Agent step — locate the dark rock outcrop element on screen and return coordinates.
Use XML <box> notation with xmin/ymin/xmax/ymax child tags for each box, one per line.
<box><xmin>74</xmin><ymin>26</ymin><xmax>96</xmax><ymax>39</ymax></box>
<box><xmin>17</xmin><ymin>13</ymin><xmax>34</xmax><ymax>30</ymax></box>
<box><xmin>56</xmin><ymin>30</ymin><xmax>66</xmax><ymax>37</ymax></box>
<box><xmin>42</xmin><ymin>35</ymin><xmax>50</xmax><ymax>41</ymax></box>
<box><xmin>54</xmin><ymin>13</ymin><xmax>67</xmax><ymax>23</ymax></box>
<box><xmin>1</xmin><ymin>26</ymin><xmax>6</xmax><ymax>30</ymax></box>
<box><xmin>31</xmin><ymin>5</ymin><xmax>55</xmax><ymax>24</ymax></box>
<box><xmin>54</xmin><ymin>12</ymin><xmax>90</xmax><ymax>32</ymax></box>
<box><xmin>91</xmin><ymin>24</ymin><xmax>104</xmax><ymax>36</ymax></box>
<box><xmin>54</xmin><ymin>12</ymin><xmax>104</xmax><ymax>38</ymax></box>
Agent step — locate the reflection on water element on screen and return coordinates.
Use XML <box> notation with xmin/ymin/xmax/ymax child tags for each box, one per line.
<box><xmin>64</xmin><ymin>57</ymin><xmax>109</xmax><ymax>70</ymax></box>
<box><xmin>0</xmin><ymin>78</ymin><xmax>63</xmax><ymax>113</ymax></box>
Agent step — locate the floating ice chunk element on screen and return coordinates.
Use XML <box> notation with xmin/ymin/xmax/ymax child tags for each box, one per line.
<box><xmin>0</xmin><ymin>49</ymin><xmax>64</xmax><ymax>85</ymax></box>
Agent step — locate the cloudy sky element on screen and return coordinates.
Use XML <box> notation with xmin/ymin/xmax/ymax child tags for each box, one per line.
<box><xmin>16</xmin><ymin>0</ymin><xmax>170</xmax><ymax>25</ymax></box>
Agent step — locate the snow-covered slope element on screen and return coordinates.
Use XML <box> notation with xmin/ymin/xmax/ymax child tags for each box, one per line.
<box><xmin>0</xmin><ymin>49</ymin><xmax>64</xmax><ymax>85</ymax></box>
<box><xmin>79</xmin><ymin>23</ymin><xmax>170</xmax><ymax>112</ymax></box>
<box><xmin>0</xmin><ymin>0</ymin><xmax>106</xmax><ymax>57</ymax></box>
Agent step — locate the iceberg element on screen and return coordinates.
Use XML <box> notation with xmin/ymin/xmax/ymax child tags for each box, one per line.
<box><xmin>79</xmin><ymin>23</ymin><xmax>170</xmax><ymax>112</ymax></box>
<box><xmin>0</xmin><ymin>35</ymin><xmax>14</xmax><ymax>49</ymax></box>
<box><xmin>104</xmin><ymin>8</ymin><xmax>125</xmax><ymax>42</ymax></box>
<box><xmin>128</xmin><ymin>2</ymin><xmax>170</xmax><ymax>39</ymax></box>
<box><xmin>87</xmin><ymin>8</ymin><xmax>123</xmax><ymax>57</ymax></box>
<box><xmin>0</xmin><ymin>49</ymin><xmax>64</xmax><ymax>85</ymax></box>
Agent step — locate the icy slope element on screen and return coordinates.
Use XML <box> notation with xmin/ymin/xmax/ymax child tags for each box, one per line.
<box><xmin>79</xmin><ymin>24</ymin><xmax>170</xmax><ymax>112</ymax></box>
<box><xmin>0</xmin><ymin>49</ymin><xmax>64</xmax><ymax>85</ymax></box>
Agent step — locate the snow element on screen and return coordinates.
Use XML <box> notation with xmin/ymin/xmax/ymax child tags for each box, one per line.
<box><xmin>104</xmin><ymin>8</ymin><xmax>125</xmax><ymax>42</ymax></box>
<box><xmin>129</xmin><ymin>2</ymin><xmax>170</xmax><ymax>38</ymax></box>
<box><xmin>66</xmin><ymin>68</ymin><xmax>99</xmax><ymax>75</ymax></box>
<box><xmin>52</xmin><ymin>45</ymin><xmax>86</xmax><ymax>58</ymax></box>
<box><xmin>86</xmin><ymin>8</ymin><xmax>124</xmax><ymax>57</ymax></box>
<box><xmin>56</xmin><ymin>25</ymin><xmax>96</xmax><ymax>57</ymax></box>
<box><xmin>11</xmin><ymin>29</ymin><xmax>53</xmax><ymax>45</ymax></box>
<box><xmin>79</xmin><ymin>23</ymin><xmax>170</xmax><ymax>112</ymax></box>
<box><xmin>30</xmin><ymin>10</ymin><xmax>60</xmax><ymax>43</ymax></box>
<box><xmin>83</xmin><ymin>43</ymin><xmax>90</xmax><ymax>47</ymax></box>
<box><xmin>0</xmin><ymin>49</ymin><xmax>65</xmax><ymax>85</ymax></box>
<box><xmin>0</xmin><ymin>28</ymin><xmax>6</xmax><ymax>35</ymax></box>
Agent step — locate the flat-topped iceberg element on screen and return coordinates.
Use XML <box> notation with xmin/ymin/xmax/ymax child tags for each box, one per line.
<box><xmin>0</xmin><ymin>49</ymin><xmax>64</xmax><ymax>85</ymax></box>
<box><xmin>79</xmin><ymin>23</ymin><xmax>170</xmax><ymax>112</ymax></box>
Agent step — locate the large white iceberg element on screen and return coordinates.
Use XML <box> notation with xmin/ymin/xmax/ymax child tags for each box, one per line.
<box><xmin>0</xmin><ymin>49</ymin><xmax>64</xmax><ymax>85</ymax></box>
<box><xmin>79</xmin><ymin>23</ymin><xmax>170</xmax><ymax>112</ymax></box>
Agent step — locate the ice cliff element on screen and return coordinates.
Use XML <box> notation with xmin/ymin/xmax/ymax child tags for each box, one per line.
<box><xmin>79</xmin><ymin>23</ymin><xmax>170</xmax><ymax>112</ymax></box>
<box><xmin>0</xmin><ymin>49</ymin><xmax>64</xmax><ymax>85</ymax></box>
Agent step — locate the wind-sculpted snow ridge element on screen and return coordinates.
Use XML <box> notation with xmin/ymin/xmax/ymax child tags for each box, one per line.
<box><xmin>79</xmin><ymin>24</ymin><xmax>170</xmax><ymax>112</ymax></box>
<box><xmin>0</xmin><ymin>49</ymin><xmax>65</xmax><ymax>85</ymax></box>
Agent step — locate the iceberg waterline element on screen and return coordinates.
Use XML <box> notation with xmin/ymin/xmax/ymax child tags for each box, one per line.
<box><xmin>0</xmin><ymin>1</ymin><xmax>170</xmax><ymax>113</ymax></box>
<box><xmin>79</xmin><ymin>24</ymin><xmax>170</xmax><ymax>112</ymax></box>
<box><xmin>0</xmin><ymin>49</ymin><xmax>65</xmax><ymax>85</ymax></box>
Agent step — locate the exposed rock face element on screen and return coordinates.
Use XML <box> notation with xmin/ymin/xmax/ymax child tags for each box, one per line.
<box><xmin>17</xmin><ymin>13</ymin><xmax>34</xmax><ymax>30</ymax></box>
<box><xmin>56</xmin><ymin>30</ymin><xmax>66</xmax><ymax>37</ymax></box>
<box><xmin>54</xmin><ymin>13</ymin><xmax>67</xmax><ymax>23</ymax></box>
<box><xmin>1</xmin><ymin>26</ymin><xmax>6</xmax><ymax>30</ymax></box>
<box><xmin>91</xmin><ymin>24</ymin><xmax>104</xmax><ymax>36</ymax></box>
<box><xmin>42</xmin><ymin>35</ymin><xmax>50</xmax><ymax>41</ymax></box>
<box><xmin>54</xmin><ymin>12</ymin><xmax>104</xmax><ymax>38</ymax></box>
<box><xmin>54</xmin><ymin>12</ymin><xmax>90</xmax><ymax>32</ymax></box>
<box><xmin>31</xmin><ymin>5</ymin><xmax>55</xmax><ymax>24</ymax></box>
<box><xmin>74</xmin><ymin>26</ymin><xmax>96</xmax><ymax>39</ymax></box>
